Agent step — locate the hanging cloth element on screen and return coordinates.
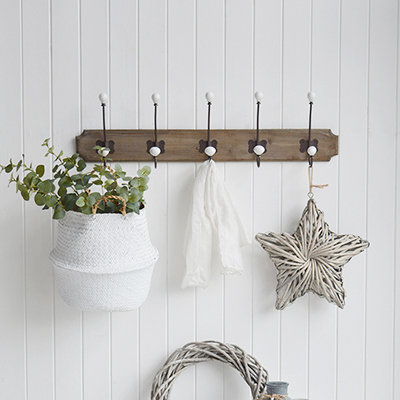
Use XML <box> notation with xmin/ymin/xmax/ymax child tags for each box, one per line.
<box><xmin>182</xmin><ymin>160</ymin><xmax>250</xmax><ymax>288</ymax></box>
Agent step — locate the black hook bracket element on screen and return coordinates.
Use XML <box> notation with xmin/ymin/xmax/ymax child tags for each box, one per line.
<box><xmin>95</xmin><ymin>139</ymin><xmax>115</xmax><ymax>154</ymax></box>
<box><xmin>146</xmin><ymin>140</ymin><xmax>165</xmax><ymax>154</ymax></box>
<box><xmin>199</xmin><ymin>139</ymin><xmax>218</xmax><ymax>154</ymax></box>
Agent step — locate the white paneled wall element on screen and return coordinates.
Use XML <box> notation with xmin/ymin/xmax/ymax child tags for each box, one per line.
<box><xmin>0</xmin><ymin>1</ymin><xmax>399</xmax><ymax>399</ymax></box>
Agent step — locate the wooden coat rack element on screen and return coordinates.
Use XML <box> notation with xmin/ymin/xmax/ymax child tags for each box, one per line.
<box><xmin>76</xmin><ymin>128</ymin><xmax>338</xmax><ymax>163</ymax></box>
<box><xmin>77</xmin><ymin>92</ymin><xmax>338</xmax><ymax>165</ymax></box>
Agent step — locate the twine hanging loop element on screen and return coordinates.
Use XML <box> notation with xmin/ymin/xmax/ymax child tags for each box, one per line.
<box><xmin>308</xmin><ymin>165</ymin><xmax>328</xmax><ymax>196</ymax></box>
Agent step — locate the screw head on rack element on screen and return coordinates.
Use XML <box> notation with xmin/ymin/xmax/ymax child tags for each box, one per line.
<box><xmin>152</xmin><ymin>93</ymin><xmax>160</xmax><ymax>104</ymax></box>
<box><xmin>307</xmin><ymin>145</ymin><xmax>317</xmax><ymax>156</ymax></box>
<box><xmin>254</xmin><ymin>91</ymin><xmax>264</xmax><ymax>102</ymax></box>
<box><xmin>149</xmin><ymin>146</ymin><xmax>161</xmax><ymax>157</ymax></box>
<box><xmin>99</xmin><ymin>93</ymin><xmax>108</xmax><ymax>105</ymax></box>
<box><xmin>205</xmin><ymin>146</ymin><xmax>216</xmax><ymax>157</ymax></box>
<box><xmin>253</xmin><ymin>144</ymin><xmax>266</xmax><ymax>156</ymax></box>
<box><xmin>307</xmin><ymin>91</ymin><xmax>316</xmax><ymax>103</ymax></box>
<box><xmin>205</xmin><ymin>91</ymin><xmax>214</xmax><ymax>103</ymax></box>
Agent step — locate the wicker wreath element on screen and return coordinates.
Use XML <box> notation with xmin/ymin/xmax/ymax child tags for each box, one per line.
<box><xmin>150</xmin><ymin>341</ymin><xmax>269</xmax><ymax>400</ymax></box>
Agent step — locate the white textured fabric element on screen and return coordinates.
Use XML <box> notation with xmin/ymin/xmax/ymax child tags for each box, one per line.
<box><xmin>50</xmin><ymin>209</ymin><xmax>159</xmax><ymax>311</ymax></box>
<box><xmin>182</xmin><ymin>160</ymin><xmax>249</xmax><ymax>288</ymax></box>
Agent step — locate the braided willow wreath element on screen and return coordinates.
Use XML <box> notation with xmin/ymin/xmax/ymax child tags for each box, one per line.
<box><xmin>150</xmin><ymin>341</ymin><xmax>269</xmax><ymax>400</ymax></box>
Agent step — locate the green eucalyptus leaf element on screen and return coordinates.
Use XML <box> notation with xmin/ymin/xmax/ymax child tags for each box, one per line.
<box><xmin>59</xmin><ymin>176</ymin><xmax>72</xmax><ymax>187</ymax></box>
<box><xmin>126</xmin><ymin>201</ymin><xmax>140</xmax><ymax>214</ymax></box>
<box><xmin>71</xmin><ymin>174</ymin><xmax>82</xmax><ymax>182</ymax></box>
<box><xmin>64</xmin><ymin>161</ymin><xmax>74</xmax><ymax>170</ymax></box>
<box><xmin>38</xmin><ymin>180</ymin><xmax>56</xmax><ymax>193</ymax></box>
<box><xmin>20</xmin><ymin>187</ymin><xmax>30</xmax><ymax>201</ymax></box>
<box><xmin>138</xmin><ymin>165</ymin><xmax>151</xmax><ymax>177</ymax></box>
<box><xmin>82</xmin><ymin>175</ymin><xmax>91</xmax><ymax>186</ymax></box>
<box><xmin>45</xmin><ymin>195</ymin><xmax>58</xmax><ymax>208</ymax></box>
<box><xmin>114</xmin><ymin>164</ymin><xmax>122</xmax><ymax>173</ymax></box>
<box><xmin>80</xmin><ymin>205</ymin><xmax>92</xmax><ymax>215</ymax></box>
<box><xmin>77</xmin><ymin>159</ymin><xmax>86</xmax><ymax>172</ymax></box>
<box><xmin>23</xmin><ymin>171</ymin><xmax>37</xmax><ymax>186</ymax></box>
<box><xmin>75</xmin><ymin>196</ymin><xmax>86</xmax><ymax>207</ymax></box>
<box><xmin>62</xmin><ymin>194</ymin><xmax>78</xmax><ymax>211</ymax></box>
<box><xmin>53</xmin><ymin>207</ymin><xmax>66</xmax><ymax>220</ymax></box>
<box><xmin>34</xmin><ymin>192</ymin><xmax>45</xmax><ymax>206</ymax></box>
<box><xmin>36</xmin><ymin>165</ymin><xmax>45</xmax><ymax>177</ymax></box>
<box><xmin>106</xmin><ymin>181</ymin><xmax>117</xmax><ymax>191</ymax></box>
<box><xmin>129</xmin><ymin>177</ymin><xmax>140</xmax><ymax>188</ymax></box>
<box><xmin>58</xmin><ymin>185</ymin><xmax>67</xmax><ymax>198</ymax></box>
<box><xmin>87</xmin><ymin>194</ymin><xmax>97</xmax><ymax>207</ymax></box>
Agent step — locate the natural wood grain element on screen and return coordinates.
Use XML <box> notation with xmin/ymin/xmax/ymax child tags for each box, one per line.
<box><xmin>76</xmin><ymin>128</ymin><xmax>338</xmax><ymax>162</ymax></box>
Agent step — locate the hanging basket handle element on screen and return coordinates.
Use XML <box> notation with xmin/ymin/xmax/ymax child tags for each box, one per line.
<box><xmin>91</xmin><ymin>195</ymin><xmax>127</xmax><ymax>216</ymax></box>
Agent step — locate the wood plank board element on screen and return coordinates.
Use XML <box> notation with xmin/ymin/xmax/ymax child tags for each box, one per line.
<box><xmin>76</xmin><ymin>128</ymin><xmax>338</xmax><ymax>162</ymax></box>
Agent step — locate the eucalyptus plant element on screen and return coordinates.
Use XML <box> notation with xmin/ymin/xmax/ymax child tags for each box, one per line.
<box><xmin>0</xmin><ymin>139</ymin><xmax>151</xmax><ymax>220</ymax></box>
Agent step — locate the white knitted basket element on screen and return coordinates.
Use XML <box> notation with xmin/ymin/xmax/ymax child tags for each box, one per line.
<box><xmin>50</xmin><ymin>208</ymin><xmax>158</xmax><ymax>311</ymax></box>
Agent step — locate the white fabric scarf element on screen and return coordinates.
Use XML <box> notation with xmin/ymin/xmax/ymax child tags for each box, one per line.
<box><xmin>182</xmin><ymin>160</ymin><xmax>250</xmax><ymax>288</ymax></box>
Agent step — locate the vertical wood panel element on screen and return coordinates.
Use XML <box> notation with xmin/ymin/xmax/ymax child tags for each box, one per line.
<box><xmin>139</xmin><ymin>161</ymin><xmax>168</xmax><ymax>400</ymax></box>
<box><xmin>366</xmin><ymin>1</ymin><xmax>398</xmax><ymax>398</ymax></box>
<box><xmin>224</xmin><ymin>1</ymin><xmax>254</xmax><ymax>399</ymax></box>
<box><xmin>138</xmin><ymin>0</ymin><xmax>167</xmax><ymax>131</ymax></box>
<box><xmin>109</xmin><ymin>3</ymin><xmax>140</xmax><ymax>399</ymax></box>
<box><xmin>166</xmin><ymin>163</ymin><xmax>196</xmax><ymax>398</ymax></box>
<box><xmin>195</xmin><ymin>2</ymin><xmax>225</xmax><ymax>396</ymax></box>
<box><xmin>253</xmin><ymin>0</ymin><xmax>282</xmax><ymax>382</ymax></box>
<box><xmin>337</xmin><ymin>0</ymin><xmax>369</xmax><ymax>398</ymax></box>
<box><xmin>51</xmin><ymin>1</ymin><xmax>83</xmax><ymax>399</ymax></box>
<box><xmin>167</xmin><ymin>1</ymin><xmax>197</xmax><ymax>398</ymax></box>
<box><xmin>80</xmin><ymin>1</ymin><xmax>111</xmax><ymax>399</ymax></box>
<box><xmin>22</xmin><ymin>0</ymin><xmax>55</xmax><ymax>398</ymax></box>
<box><xmin>0</xmin><ymin>2</ymin><xmax>26</xmax><ymax>399</ymax></box>
<box><xmin>137</xmin><ymin>3</ymin><xmax>169</xmax><ymax>400</ymax></box>
<box><xmin>308</xmin><ymin>1</ymin><xmax>340</xmax><ymax>400</ymax></box>
<box><xmin>110</xmin><ymin>0</ymin><xmax>137</xmax><ymax>128</ymax></box>
<box><xmin>395</xmin><ymin>4</ymin><xmax>400</xmax><ymax>395</ymax></box>
<box><xmin>281</xmin><ymin>1</ymin><xmax>311</xmax><ymax>397</ymax></box>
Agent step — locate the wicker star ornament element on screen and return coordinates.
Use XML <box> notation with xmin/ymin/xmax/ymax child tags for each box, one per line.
<box><xmin>256</xmin><ymin>198</ymin><xmax>369</xmax><ymax>310</ymax></box>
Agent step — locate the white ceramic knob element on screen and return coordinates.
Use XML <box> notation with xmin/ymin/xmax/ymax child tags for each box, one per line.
<box><xmin>97</xmin><ymin>147</ymin><xmax>110</xmax><ymax>157</ymax></box>
<box><xmin>307</xmin><ymin>91</ymin><xmax>316</xmax><ymax>103</ymax></box>
<box><xmin>99</xmin><ymin>93</ymin><xmax>108</xmax><ymax>105</ymax></box>
<box><xmin>254</xmin><ymin>91</ymin><xmax>264</xmax><ymax>102</ymax></box>
<box><xmin>253</xmin><ymin>144</ymin><xmax>265</xmax><ymax>156</ymax></box>
<box><xmin>205</xmin><ymin>146</ymin><xmax>216</xmax><ymax>157</ymax></box>
<box><xmin>149</xmin><ymin>146</ymin><xmax>161</xmax><ymax>157</ymax></box>
<box><xmin>307</xmin><ymin>145</ymin><xmax>317</xmax><ymax>156</ymax></box>
<box><xmin>205</xmin><ymin>91</ymin><xmax>214</xmax><ymax>103</ymax></box>
<box><xmin>152</xmin><ymin>93</ymin><xmax>160</xmax><ymax>104</ymax></box>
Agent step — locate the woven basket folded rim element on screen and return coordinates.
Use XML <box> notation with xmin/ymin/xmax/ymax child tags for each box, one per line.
<box><xmin>49</xmin><ymin>209</ymin><xmax>159</xmax><ymax>274</ymax></box>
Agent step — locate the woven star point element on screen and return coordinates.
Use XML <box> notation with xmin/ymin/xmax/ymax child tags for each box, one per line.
<box><xmin>256</xmin><ymin>199</ymin><xmax>369</xmax><ymax>310</ymax></box>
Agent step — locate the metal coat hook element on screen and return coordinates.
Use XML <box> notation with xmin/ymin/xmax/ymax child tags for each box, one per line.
<box><xmin>248</xmin><ymin>91</ymin><xmax>267</xmax><ymax>167</ymax></box>
<box><xmin>96</xmin><ymin>93</ymin><xmax>112</xmax><ymax>166</ymax></box>
<box><xmin>146</xmin><ymin>93</ymin><xmax>165</xmax><ymax>168</ymax></box>
<box><xmin>300</xmin><ymin>91</ymin><xmax>318</xmax><ymax>166</ymax></box>
<box><xmin>199</xmin><ymin>92</ymin><xmax>218</xmax><ymax>159</ymax></box>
